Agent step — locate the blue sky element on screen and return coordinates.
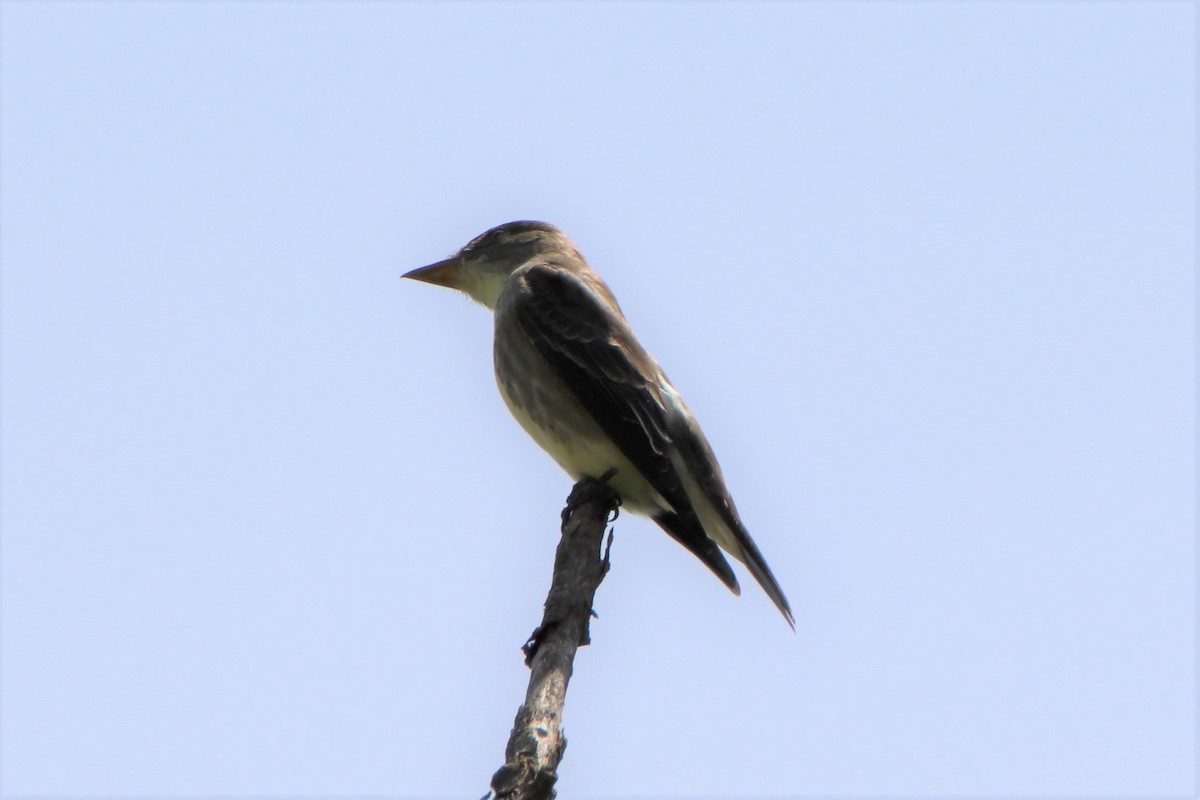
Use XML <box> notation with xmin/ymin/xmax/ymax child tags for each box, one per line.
<box><xmin>0</xmin><ymin>2</ymin><xmax>1194</xmax><ymax>797</ymax></box>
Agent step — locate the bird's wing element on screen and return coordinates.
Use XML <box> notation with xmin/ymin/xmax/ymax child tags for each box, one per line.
<box><xmin>511</xmin><ymin>262</ymin><xmax>738</xmax><ymax>591</ymax></box>
<box><xmin>664</xmin><ymin>400</ymin><xmax>795</xmax><ymax>627</ymax></box>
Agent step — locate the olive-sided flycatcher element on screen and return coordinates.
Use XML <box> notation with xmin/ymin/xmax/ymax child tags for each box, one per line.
<box><xmin>404</xmin><ymin>221</ymin><xmax>793</xmax><ymax>627</ymax></box>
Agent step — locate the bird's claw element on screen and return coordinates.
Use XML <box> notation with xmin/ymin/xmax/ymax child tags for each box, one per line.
<box><xmin>562</xmin><ymin>469</ymin><xmax>622</xmax><ymax>525</ymax></box>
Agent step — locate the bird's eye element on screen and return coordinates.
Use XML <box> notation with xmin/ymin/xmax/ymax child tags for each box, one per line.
<box><xmin>465</xmin><ymin>232</ymin><xmax>496</xmax><ymax>254</ymax></box>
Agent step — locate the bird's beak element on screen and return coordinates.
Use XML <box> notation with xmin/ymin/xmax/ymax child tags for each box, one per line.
<box><xmin>403</xmin><ymin>256</ymin><xmax>461</xmax><ymax>288</ymax></box>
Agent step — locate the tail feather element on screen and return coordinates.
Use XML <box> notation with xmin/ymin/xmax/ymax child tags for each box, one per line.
<box><xmin>652</xmin><ymin>511</ymin><xmax>740</xmax><ymax>595</ymax></box>
<box><xmin>731</xmin><ymin>531</ymin><xmax>795</xmax><ymax>630</ymax></box>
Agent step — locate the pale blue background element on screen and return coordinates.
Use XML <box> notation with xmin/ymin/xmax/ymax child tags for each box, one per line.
<box><xmin>0</xmin><ymin>2</ymin><xmax>1194</xmax><ymax>797</ymax></box>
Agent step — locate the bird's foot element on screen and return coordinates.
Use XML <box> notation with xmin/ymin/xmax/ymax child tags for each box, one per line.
<box><xmin>561</xmin><ymin>469</ymin><xmax>621</xmax><ymax>525</ymax></box>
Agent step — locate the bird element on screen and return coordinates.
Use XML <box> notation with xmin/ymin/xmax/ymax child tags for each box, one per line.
<box><xmin>404</xmin><ymin>221</ymin><xmax>793</xmax><ymax>628</ymax></box>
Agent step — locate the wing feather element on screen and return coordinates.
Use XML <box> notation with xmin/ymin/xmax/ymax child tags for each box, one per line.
<box><xmin>511</xmin><ymin>263</ymin><xmax>738</xmax><ymax>590</ymax></box>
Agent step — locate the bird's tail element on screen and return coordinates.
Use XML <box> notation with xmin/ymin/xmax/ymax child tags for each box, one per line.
<box><xmin>730</xmin><ymin>532</ymin><xmax>795</xmax><ymax>630</ymax></box>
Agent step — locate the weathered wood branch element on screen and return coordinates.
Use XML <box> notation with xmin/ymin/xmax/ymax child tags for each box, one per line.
<box><xmin>488</xmin><ymin>474</ymin><xmax>620</xmax><ymax>800</ymax></box>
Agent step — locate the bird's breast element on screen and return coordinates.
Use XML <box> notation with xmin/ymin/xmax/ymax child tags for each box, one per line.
<box><xmin>492</xmin><ymin>318</ymin><xmax>664</xmax><ymax>513</ymax></box>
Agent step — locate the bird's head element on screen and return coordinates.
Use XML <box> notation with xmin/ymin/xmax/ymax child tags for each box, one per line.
<box><xmin>404</xmin><ymin>220</ymin><xmax>579</xmax><ymax>309</ymax></box>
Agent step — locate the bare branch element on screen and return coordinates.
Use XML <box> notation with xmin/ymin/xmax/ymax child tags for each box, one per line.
<box><xmin>488</xmin><ymin>474</ymin><xmax>620</xmax><ymax>799</ymax></box>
